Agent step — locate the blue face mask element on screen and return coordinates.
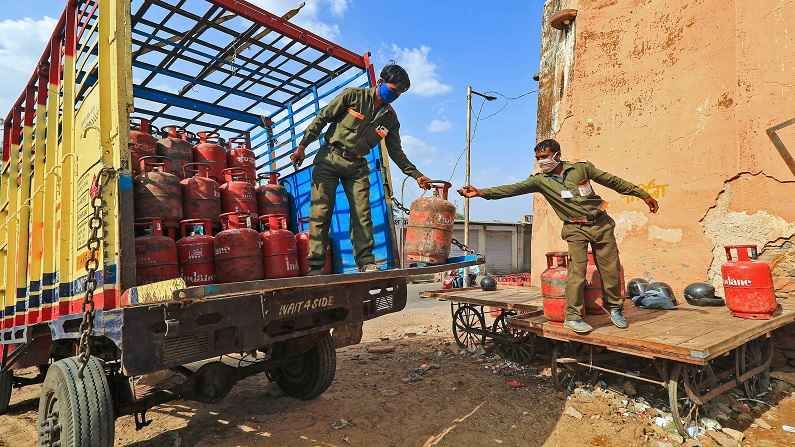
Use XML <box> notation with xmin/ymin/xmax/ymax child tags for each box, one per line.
<box><xmin>378</xmin><ymin>83</ymin><xmax>400</xmax><ymax>104</ymax></box>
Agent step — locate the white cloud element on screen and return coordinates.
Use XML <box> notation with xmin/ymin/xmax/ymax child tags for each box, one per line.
<box><xmin>427</xmin><ymin>119</ymin><xmax>452</xmax><ymax>133</ymax></box>
<box><xmin>328</xmin><ymin>0</ymin><xmax>349</xmax><ymax>17</ymax></box>
<box><xmin>400</xmin><ymin>134</ymin><xmax>437</xmax><ymax>164</ymax></box>
<box><xmin>250</xmin><ymin>0</ymin><xmax>345</xmax><ymax>40</ymax></box>
<box><xmin>389</xmin><ymin>45</ymin><xmax>451</xmax><ymax>97</ymax></box>
<box><xmin>0</xmin><ymin>16</ymin><xmax>57</xmax><ymax>113</ymax></box>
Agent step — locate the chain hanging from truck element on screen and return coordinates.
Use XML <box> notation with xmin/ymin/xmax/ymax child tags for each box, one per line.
<box><xmin>78</xmin><ymin>167</ymin><xmax>115</xmax><ymax>377</ymax></box>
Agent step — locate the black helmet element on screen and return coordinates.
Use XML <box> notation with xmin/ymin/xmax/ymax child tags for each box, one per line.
<box><xmin>379</xmin><ymin>64</ymin><xmax>410</xmax><ymax>93</ymax></box>
<box><xmin>684</xmin><ymin>282</ymin><xmax>725</xmax><ymax>307</ymax></box>
<box><xmin>647</xmin><ymin>281</ymin><xmax>676</xmax><ymax>303</ymax></box>
<box><xmin>480</xmin><ymin>275</ymin><xmax>497</xmax><ymax>291</ymax></box>
<box><xmin>627</xmin><ymin>278</ymin><xmax>649</xmax><ymax>298</ymax></box>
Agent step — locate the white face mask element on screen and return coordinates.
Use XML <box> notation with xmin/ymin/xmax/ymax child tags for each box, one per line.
<box><xmin>537</xmin><ymin>152</ymin><xmax>561</xmax><ymax>173</ymax></box>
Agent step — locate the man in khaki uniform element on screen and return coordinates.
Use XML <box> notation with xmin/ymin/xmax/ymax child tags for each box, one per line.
<box><xmin>291</xmin><ymin>64</ymin><xmax>431</xmax><ymax>273</ymax></box>
<box><xmin>459</xmin><ymin>139</ymin><xmax>659</xmax><ymax>333</ymax></box>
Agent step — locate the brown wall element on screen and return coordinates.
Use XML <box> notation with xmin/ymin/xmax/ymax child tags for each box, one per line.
<box><xmin>533</xmin><ymin>0</ymin><xmax>795</xmax><ymax>298</ymax></box>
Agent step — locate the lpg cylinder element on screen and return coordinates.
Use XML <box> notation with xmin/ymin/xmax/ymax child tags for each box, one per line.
<box><xmin>541</xmin><ymin>252</ymin><xmax>568</xmax><ymax>323</ymax></box>
<box><xmin>220</xmin><ymin>167</ymin><xmax>257</xmax><ymax>214</ymax></box>
<box><xmin>129</xmin><ymin>117</ymin><xmax>158</xmax><ymax>174</ymax></box>
<box><xmin>404</xmin><ymin>181</ymin><xmax>456</xmax><ymax>266</ymax></box>
<box><xmin>227</xmin><ymin>136</ymin><xmax>257</xmax><ymax>182</ymax></box>
<box><xmin>295</xmin><ymin>218</ymin><xmax>333</xmax><ymax>275</ymax></box>
<box><xmin>541</xmin><ymin>252</ymin><xmax>569</xmax><ymax>298</ymax></box>
<box><xmin>135</xmin><ymin>218</ymin><xmax>179</xmax><ymax>286</ymax></box>
<box><xmin>134</xmin><ymin>156</ymin><xmax>183</xmax><ymax>236</ymax></box>
<box><xmin>583</xmin><ymin>251</ymin><xmax>626</xmax><ymax>315</ymax></box>
<box><xmin>177</xmin><ymin>219</ymin><xmax>215</xmax><ymax>287</ymax></box>
<box><xmin>214</xmin><ymin>212</ymin><xmax>264</xmax><ymax>283</ymax></box>
<box><xmin>721</xmin><ymin>245</ymin><xmax>778</xmax><ymax>319</ymax></box>
<box><xmin>158</xmin><ymin>126</ymin><xmax>195</xmax><ymax>179</ymax></box>
<box><xmin>256</xmin><ymin>172</ymin><xmax>289</xmax><ymax>218</ymax></box>
<box><xmin>180</xmin><ymin>163</ymin><xmax>221</xmax><ymax>229</ymax></box>
<box><xmin>260</xmin><ymin>216</ymin><xmax>300</xmax><ymax>279</ymax></box>
<box><xmin>194</xmin><ymin>131</ymin><xmax>228</xmax><ymax>183</ymax></box>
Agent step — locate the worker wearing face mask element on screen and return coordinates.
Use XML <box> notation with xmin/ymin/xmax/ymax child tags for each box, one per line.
<box><xmin>291</xmin><ymin>64</ymin><xmax>432</xmax><ymax>274</ymax></box>
<box><xmin>458</xmin><ymin>139</ymin><xmax>659</xmax><ymax>334</ymax></box>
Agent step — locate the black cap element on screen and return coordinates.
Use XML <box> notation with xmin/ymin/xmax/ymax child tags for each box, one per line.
<box><xmin>379</xmin><ymin>64</ymin><xmax>410</xmax><ymax>93</ymax></box>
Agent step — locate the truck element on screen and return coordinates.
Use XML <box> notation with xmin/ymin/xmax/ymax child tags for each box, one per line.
<box><xmin>0</xmin><ymin>1</ymin><xmax>482</xmax><ymax>445</ymax></box>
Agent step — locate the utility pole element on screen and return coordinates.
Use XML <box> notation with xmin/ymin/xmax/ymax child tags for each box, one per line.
<box><xmin>463</xmin><ymin>87</ymin><xmax>496</xmax><ymax>249</ymax></box>
<box><xmin>464</xmin><ymin>86</ymin><xmax>472</xmax><ymax>248</ymax></box>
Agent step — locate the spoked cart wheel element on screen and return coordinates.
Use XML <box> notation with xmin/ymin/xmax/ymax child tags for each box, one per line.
<box><xmin>492</xmin><ymin>311</ymin><xmax>536</xmax><ymax>364</ymax></box>
<box><xmin>736</xmin><ymin>336</ymin><xmax>773</xmax><ymax>399</ymax></box>
<box><xmin>452</xmin><ymin>304</ymin><xmax>486</xmax><ymax>351</ymax></box>
<box><xmin>666</xmin><ymin>363</ymin><xmax>700</xmax><ymax>438</ymax></box>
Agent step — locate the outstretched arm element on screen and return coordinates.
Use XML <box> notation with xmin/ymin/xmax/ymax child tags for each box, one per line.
<box><xmin>290</xmin><ymin>89</ymin><xmax>353</xmax><ymax>166</ymax></box>
<box><xmin>458</xmin><ymin>176</ymin><xmax>539</xmax><ymax>200</ymax></box>
<box><xmin>585</xmin><ymin>162</ymin><xmax>659</xmax><ymax>213</ymax></box>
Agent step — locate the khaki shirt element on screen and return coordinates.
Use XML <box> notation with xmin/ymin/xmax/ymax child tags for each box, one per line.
<box><xmin>481</xmin><ymin>161</ymin><xmax>651</xmax><ymax>223</ymax></box>
<box><xmin>299</xmin><ymin>87</ymin><xmax>423</xmax><ymax>179</ymax></box>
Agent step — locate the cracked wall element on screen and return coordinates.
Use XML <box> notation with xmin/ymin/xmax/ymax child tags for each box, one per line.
<box><xmin>532</xmin><ymin>0</ymin><xmax>795</xmax><ymax>300</ymax></box>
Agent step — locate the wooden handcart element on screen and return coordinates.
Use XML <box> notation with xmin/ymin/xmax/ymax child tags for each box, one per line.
<box><xmin>421</xmin><ymin>287</ymin><xmax>795</xmax><ymax>437</ymax></box>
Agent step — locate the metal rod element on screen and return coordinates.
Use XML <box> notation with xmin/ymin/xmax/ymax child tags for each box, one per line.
<box><xmin>464</xmin><ymin>86</ymin><xmax>472</xmax><ymax>248</ymax></box>
<box><xmin>560</xmin><ymin>359</ymin><xmax>667</xmax><ymax>386</ymax></box>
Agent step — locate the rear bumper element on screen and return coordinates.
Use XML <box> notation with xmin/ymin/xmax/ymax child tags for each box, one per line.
<box><xmin>115</xmin><ymin>278</ymin><xmax>406</xmax><ymax>376</ymax></box>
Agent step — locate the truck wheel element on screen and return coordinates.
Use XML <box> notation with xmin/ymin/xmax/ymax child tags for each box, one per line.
<box><xmin>37</xmin><ymin>357</ymin><xmax>114</xmax><ymax>447</ymax></box>
<box><xmin>0</xmin><ymin>369</ymin><xmax>12</xmax><ymax>414</ymax></box>
<box><xmin>273</xmin><ymin>332</ymin><xmax>336</xmax><ymax>400</ymax></box>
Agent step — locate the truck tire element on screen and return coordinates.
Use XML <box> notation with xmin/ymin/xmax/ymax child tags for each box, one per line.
<box><xmin>37</xmin><ymin>356</ymin><xmax>114</xmax><ymax>447</ymax></box>
<box><xmin>0</xmin><ymin>369</ymin><xmax>11</xmax><ymax>414</ymax></box>
<box><xmin>273</xmin><ymin>332</ymin><xmax>336</xmax><ymax>400</ymax></box>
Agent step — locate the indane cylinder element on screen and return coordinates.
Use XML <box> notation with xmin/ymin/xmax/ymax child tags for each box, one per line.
<box><xmin>177</xmin><ymin>220</ymin><xmax>215</xmax><ymax>286</ymax></box>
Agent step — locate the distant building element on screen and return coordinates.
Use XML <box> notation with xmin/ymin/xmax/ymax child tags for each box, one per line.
<box><xmin>395</xmin><ymin>216</ymin><xmax>533</xmax><ymax>275</ymax></box>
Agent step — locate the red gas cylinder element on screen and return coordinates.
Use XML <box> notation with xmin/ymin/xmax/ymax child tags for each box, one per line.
<box><xmin>404</xmin><ymin>181</ymin><xmax>456</xmax><ymax>266</ymax></box>
<box><xmin>543</xmin><ymin>297</ymin><xmax>567</xmax><ymax>324</ymax></box>
<box><xmin>541</xmin><ymin>252</ymin><xmax>569</xmax><ymax>298</ymax></box>
<box><xmin>194</xmin><ymin>131</ymin><xmax>228</xmax><ymax>183</ymax></box>
<box><xmin>177</xmin><ymin>219</ymin><xmax>215</xmax><ymax>287</ymax></box>
<box><xmin>135</xmin><ymin>218</ymin><xmax>179</xmax><ymax>286</ymax></box>
<box><xmin>722</xmin><ymin>245</ymin><xmax>778</xmax><ymax>319</ymax></box>
<box><xmin>220</xmin><ymin>167</ymin><xmax>257</xmax><ymax>214</ymax></box>
<box><xmin>158</xmin><ymin>126</ymin><xmax>195</xmax><ymax>179</ymax></box>
<box><xmin>260</xmin><ymin>216</ymin><xmax>300</xmax><ymax>279</ymax></box>
<box><xmin>214</xmin><ymin>212</ymin><xmax>265</xmax><ymax>283</ymax></box>
<box><xmin>584</xmin><ymin>251</ymin><xmax>627</xmax><ymax>314</ymax></box>
<box><xmin>129</xmin><ymin>117</ymin><xmax>158</xmax><ymax>175</ymax></box>
<box><xmin>256</xmin><ymin>172</ymin><xmax>289</xmax><ymax>218</ymax></box>
<box><xmin>295</xmin><ymin>218</ymin><xmax>333</xmax><ymax>275</ymax></box>
<box><xmin>227</xmin><ymin>136</ymin><xmax>257</xmax><ymax>183</ymax></box>
<box><xmin>180</xmin><ymin>163</ymin><xmax>221</xmax><ymax>230</ymax></box>
<box><xmin>134</xmin><ymin>156</ymin><xmax>183</xmax><ymax>236</ymax></box>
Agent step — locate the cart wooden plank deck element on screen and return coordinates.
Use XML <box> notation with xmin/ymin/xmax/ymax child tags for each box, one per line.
<box><xmin>421</xmin><ymin>286</ymin><xmax>795</xmax><ymax>437</ymax></box>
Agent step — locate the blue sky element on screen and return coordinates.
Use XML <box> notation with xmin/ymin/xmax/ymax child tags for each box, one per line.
<box><xmin>0</xmin><ymin>1</ymin><xmax>543</xmax><ymax>221</ymax></box>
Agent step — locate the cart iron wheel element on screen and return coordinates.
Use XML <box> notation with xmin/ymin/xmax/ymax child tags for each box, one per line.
<box><xmin>551</xmin><ymin>342</ymin><xmax>579</xmax><ymax>391</ymax></box>
<box><xmin>0</xmin><ymin>369</ymin><xmax>12</xmax><ymax>415</ymax></box>
<box><xmin>452</xmin><ymin>305</ymin><xmax>486</xmax><ymax>351</ymax></box>
<box><xmin>667</xmin><ymin>364</ymin><xmax>702</xmax><ymax>438</ymax></box>
<box><xmin>272</xmin><ymin>332</ymin><xmax>336</xmax><ymax>400</ymax></box>
<box><xmin>37</xmin><ymin>356</ymin><xmax>114</xmax><ymax>447</ymax></box>
<box><xmin>492</xmin><ymin>312</ymin><xmax>535</xmax><ymax>364</ymax></box>
<box><xmin>736</xmin><ymin>336</ymin><xmax>773</xmax><ymax>399</ymax></box>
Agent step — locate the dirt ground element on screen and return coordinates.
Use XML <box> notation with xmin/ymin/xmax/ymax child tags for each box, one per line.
<box><xmin>2</xmin><ymin>283</ymin><xmax>795</xmax><ymax>446</ymax></box>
